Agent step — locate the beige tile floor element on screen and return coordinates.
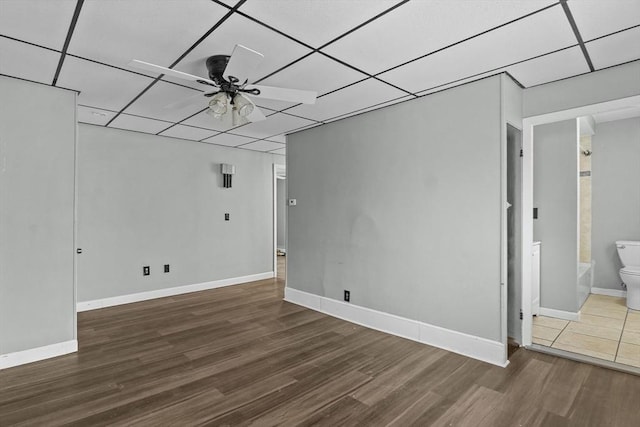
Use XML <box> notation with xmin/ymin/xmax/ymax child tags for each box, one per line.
<box><xmin>533</xmin><ymin>294</ymin><xmax>640</xmax><ymax>368</ymax></box>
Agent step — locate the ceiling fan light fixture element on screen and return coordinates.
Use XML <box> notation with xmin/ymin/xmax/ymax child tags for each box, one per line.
<box><xmin>208</xmin><ymin>92</ymin><xmax>229</xmax><ymax>115</ymax></box>
<box><xmin>231</xmin><ymin>107</ymin><xmax>250</xmax><ymax>126</ymax></box>
<box><xmin>233</xmin><ymin>93</ymin><xmax>254</xmax><ymax>117</ymax></box>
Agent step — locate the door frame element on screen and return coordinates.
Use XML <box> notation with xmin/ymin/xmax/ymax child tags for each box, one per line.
<box><xmin>520</xmin><ymin>94</ymin><xmax>640</xmax><ymax>346</ymax></box>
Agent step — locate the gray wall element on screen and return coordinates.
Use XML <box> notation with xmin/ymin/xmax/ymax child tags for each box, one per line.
<box><xmin>524</xmin><ymin>60</ymin><xmax>640</xmax><ymax>118</ymax></box>
<box><xmin>287</xmin><ymin>76</ymin><xmax>504</xmax><ymax>341</ymax></box>
<box><xmin>0</xmin><ymin>76</ymin><xmax>76</xmax><ymax>354</ymax></box>
<box><xmin>592</xmin><ymin>117</ymin><xmax>640</xmax><ymax>290</ymax></box>
<box><xmin>77</xmin><ymin>124</ymin><xmax>281</xmax><ymax>302</ymax></box>
<box><xmin>277</xmin><ymin>178</ymin><xmax>286</xmax><ymax>251</ymax></box>
<box><xmin>533</xmin><ymin>120</ymin><xmax>579</xmax><ymax>312</ymax></box>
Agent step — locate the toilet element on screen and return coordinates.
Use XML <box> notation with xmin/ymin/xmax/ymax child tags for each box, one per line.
<box><xmin>616</xmin><ymin>240</ymin><xmax>640</xmax><ymax>310</ymax></box>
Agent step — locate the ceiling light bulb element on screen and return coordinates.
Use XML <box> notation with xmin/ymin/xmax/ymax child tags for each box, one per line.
<box><xmin>208</xmin><ymin>92</ymin><xmax>228</xmax><ymax>115</ymax></box>
<box><xmin>233</xmin><ymin>93</ymin><xmax>254</xmax><ymax>117</ymax></box>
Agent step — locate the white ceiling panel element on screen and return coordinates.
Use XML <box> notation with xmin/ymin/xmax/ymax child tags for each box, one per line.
<box><xmin>325</xmin><ymin>95</ymin><xmax>413</xmax><ymax>123</ymax></box>
<box><xmin>68</xmin><ymin>0</ymin><xmax>227</xmax><ymax>69</ymax></box>
<box><xmin>240</xmin><ymin>140</ymin><xmax>286</xmax><ymax>152</ymax></box>
<box><xmin>506</xmin><ymin>46</ymin><xmax>589</xmax><ymax>87</ymax></box>
<box><xmin>270</xmin><ymin>147</ymin><xmax>286</xmax><ymax>156</ymax></box>
<box><xmin>257</xmin><ymin>53</ymin><xmax>368</xmax><ymax>97</ymax></box>
<box><xmin>230</xmin><ymin>113</ymin><xmax>316</xmax><ymax>139</ymax></box>
<box><xmin>203</xmin><ymin>133</ymin><xmax>258</xmax><ymax>147</ymax></box>
<box><xmin>586</xmin><ymin>26</ymin><xmax>640</xmax><ymax>70</ymax></box>
<box><xmin>0</xmin><ymin>0</ymin><xmax>76</xmax><ymax>50</ymax></box>
<box><xmin>324</xmin><ymin>0</ymin><xmax>557</xmax><ymax>74</ymax></box>
<box><xmin>287</xmin><ymin>78</ymin><xmax>407</xmax><ymax>122</ymax></box>
<box><xmin>0</xmin><ymin>37</ymin><xmax>59</xmax><ymax>85</ymax></box>
<box><xmin>266</xmin><ymin>134</ymin><xmax>287</xmax><ymax>143</ymax></box>
<box><xmin>172</xmin><ymin>13</ymin><xmax>311</xmax><ymax>86</ymax></box>
<box><xmin>239</xmin><ymin>0</ymin><xmax>399</xmax><ymax>48</ymax></box>
<box><xmin>77</xmin><ymin>105</ymin><xmax>117</xmax><ymax>126</ymax></box>
<box><xmin>109</xmin><ymin>114</ymin><xmax>172</xmax><ymax>134</ymax></box>
<box><xmin>569</xmin><ymin>0</ymin><xmax>640</xmax><ymax>41</ymax></box>
<box><xmin>125</xmin><ymin>81</ymin><xmax>206</xmax><ymax>122</ymax></box>
<box><xmin>379</xmin><ymin>6</ymin><xmax>577</xmax><ymax>93</ymax></box>
<box><xmin>159</xmin><ymin>124</ymin><xmax>217</xmax><ymax>141</ymax></box>
<box><xmin>56</xmin><ymin>56</ymin><xmax>154</xmax><ymax>111</ymax></box>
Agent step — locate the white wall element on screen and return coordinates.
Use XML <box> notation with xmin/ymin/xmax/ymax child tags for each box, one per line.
<box><xmin>76</xmin><ymin>124</ymin><xmax>282</xmax><ymax>303</ymax></box>
<box><xmin>533</xmin><ymin>119</ymin><xmax>579</xmax><ymax>313</ymax></box>
<box><xmin>592</xmin><ymin>117</ymin><xmax>640</xmax><ymax>290</ymax></box>
<box><xmin>0</xmin><ymin>76</ymin><xmax>76</xmax><ymax>357</ymax></box>
<box><xmin>287</xmin><ymin>76</ymin><xmax>504</xmax><ymax>342</ymax></box>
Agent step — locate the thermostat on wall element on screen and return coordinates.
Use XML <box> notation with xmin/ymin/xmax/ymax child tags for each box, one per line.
<box><xmin>288</xmin><ymin>198</ymin><xmax>297</xmax><ymax>206</ymax></box>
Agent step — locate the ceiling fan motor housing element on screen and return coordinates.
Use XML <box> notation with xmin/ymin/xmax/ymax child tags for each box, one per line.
<box><xmin>206</xmin><ymin>55</ymin><xmax>230</xmax><ymax>86</ymax></box>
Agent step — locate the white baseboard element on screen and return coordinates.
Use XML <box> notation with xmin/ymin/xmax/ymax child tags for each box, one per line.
<box><xmin>591</xmin><ymin>287</ymin><xmax>627</xmax><ymax>298</ymax></box>
<box><xmin>284</xmin><ymin>288</ymin><xmax>507</xmax><ymax>367</ymax></box>
<box><xmin>0</xmin><ymin>340</ymin><xmax>77</xmax><ymax>370</ymax></box>
<box><xmin>539</xmin><ymin>307</ymin><xmax>581</xmax><ymax>321</ymax></box>
<box><xmin>78</xmin><ymin>272</ymin><xmax>274</xmax><ymax>312</ymax></box>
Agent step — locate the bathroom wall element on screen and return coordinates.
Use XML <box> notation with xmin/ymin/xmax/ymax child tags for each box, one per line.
<box><xmin>591</xmin><ymin>117</ymin><xmax>640</xmax><ymax>290</ymax></box>
<box><xmin>533</xmin><ymin>119</ymin><xmax>580</xmax><ymax>313</ymax></box>
<box><xmin>579</xmin><ymin>135</ymin><xmax>592</xmax><ymax>264</ymax></box>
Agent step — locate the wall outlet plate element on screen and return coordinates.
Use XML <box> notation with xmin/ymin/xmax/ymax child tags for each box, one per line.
<box><xmin>164</xmin><ymin>264</ymin><xmax>170</xmax><ymax>273</ymax></box>
<box><xmin>143</xmin><ymin>266</ymin><xmax>150</xmax><ymax>276</ymax></box>
<box><xmin>344</xmin><ymin>290</ymin><xmax>350</xmax><ymax>302</ymax></box>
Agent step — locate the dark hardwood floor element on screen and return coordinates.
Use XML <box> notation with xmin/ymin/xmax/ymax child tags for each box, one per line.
<box><xmin>1</xmin><ymin>261</ymin><xmax>639</xmax><ymax>426</ymax></box>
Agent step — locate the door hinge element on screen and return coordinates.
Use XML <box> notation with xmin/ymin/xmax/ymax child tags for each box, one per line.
<box><xmin>519</xmin><ymin>310</ymin><xmax>523</xmax><ymax>320</ymax></box>
<box><xmin>519</xmin><ymin>149</ymin><xmax>523</xmax><ymax>157</ymax></box>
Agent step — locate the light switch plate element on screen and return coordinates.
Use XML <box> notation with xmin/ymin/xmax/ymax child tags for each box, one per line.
<box><xmin>288</xmin><ymin>198</ymin><xmax>297</xmax><ymax>206</ymax></box>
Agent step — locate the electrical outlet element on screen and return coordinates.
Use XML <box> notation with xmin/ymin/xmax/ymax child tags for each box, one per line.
<box><xmin>344</xmin><ymin>290</ymin><xmax>350</xmax><ymax>302</ymax></box>
<box><xmin>164</xmin><ymin>264</ymin><xmax>170</xmax><ymax>273</ymax></box>
<box><xmin>143</xmin><ymin>266</ymin><xmax>150</xmax><ymax>276</ymax></box>
<box><xmin>225</xmin><ymin>213</ymin><xmax>230</xmax><ymax>221</ymax></box>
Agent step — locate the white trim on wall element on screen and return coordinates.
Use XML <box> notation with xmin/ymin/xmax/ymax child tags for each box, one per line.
<box><xmin>591</xmin><ymin>287</ymin><xmax>627</xmax><ymax>298</ymax></box>
<box><xmin>0</xmin><ymin>340</ymin><xmax>78</xmax><ymax>370</ymax></box>
<box><xmin>284</xmin><ymin>288</ymin><xmax>508</xmax><ymax>367</ymax></box>
<box><xmin>77</xmin><ymin>272</ymin><xmax>274</xmax><ymax>312</ymax></box>
<box><xmin>538</xmin><ymin>307</ymin><xmax>581</xmax><ymax>321</ymax></box>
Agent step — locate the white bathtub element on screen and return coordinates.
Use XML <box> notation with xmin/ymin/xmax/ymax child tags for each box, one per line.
<box><xmin>578</xmin><ymin>261</ymin><xmax>594</xmax><ymax>309</ymax></box>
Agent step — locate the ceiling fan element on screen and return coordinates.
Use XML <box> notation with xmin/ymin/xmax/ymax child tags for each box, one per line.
<box><xmin>128</xmin><ymin>44</ymin><xmax>317</xmax><ymax>126</ymax></box>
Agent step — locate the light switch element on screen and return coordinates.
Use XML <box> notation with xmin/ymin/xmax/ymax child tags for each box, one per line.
<box><xmin>288</xmin><ymin>198</ymin><xmax>297</xmax><ymax>206</ymax></box>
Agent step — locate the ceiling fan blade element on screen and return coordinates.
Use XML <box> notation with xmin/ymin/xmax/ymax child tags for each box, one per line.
<box><xmin>224</xmin><ymin>44</ymin><xmax>264</xmax><ymax>85</ymax></box>
<box><xmin>128</xmin><ymin>60</ymin><xmax>218</xmax><ymax>87</ymax></box>
<box><xmin>163</xmin><ymin>92</ymin><xmax>208</xmax><ymax>110</ymax></box>
<box><xmin>248</xmin><ymin>84</ymin><xmax>317</xmax><ymax>104</ymax></box>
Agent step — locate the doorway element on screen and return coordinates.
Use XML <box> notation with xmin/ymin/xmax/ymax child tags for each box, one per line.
<box><xmin>274</xmin><ymin>164</ymin><xmax>286</xmax><ymax>280</ymax></box>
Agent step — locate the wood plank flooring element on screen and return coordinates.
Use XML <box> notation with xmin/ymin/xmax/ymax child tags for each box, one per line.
<box><xmin>1</xmin><ymin>263</ymin><xmax>640</xmax><ymax>426</ymax></box>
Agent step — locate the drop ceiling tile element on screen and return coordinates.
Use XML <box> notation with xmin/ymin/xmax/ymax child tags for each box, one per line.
<box><xmin>0</xmin><ymin>37</ymin><xmax>59</xmax><ymax>84</ymax></box>
<box><xmin>109</xmin><ymin>114</ymin><xmax>172</xmax><ymax>134</ymax></box>
<box><xmin>0</xmin><ymin>0</ymin><xmax>76</xmax><ymax>49</ymax></box>
<box><xmin>230</xmin><ymin>113</ymin><xmax>316</xmax><ymax>139</ymax></box>
<box><xmin>56</xmin><ymin>56</ymin><xmax>154</xmax><ymax>111</ymax></box>
<box><xmin>159</xmin><ymin>124</ymin><xmax>217</xmax><ymax>141</ymax></box>
<box><xmin>266</xmin><ymin>134</ymin><xmax>286</xmax><ymax>143</ymax></box>
<box><xmin>240</xmin><ymin>140</ymin><xmax>286</xmax><ymax>152</ymax></box>
<box><xmin>505</xmin><ymin>46</ymin><xmax>589</xmax><ymax>87</ymax></box>
<box><xmin>324</xmin><ymin>0</ymin><xmax>557</xmax><ymax>74</ymax></box>
<box><xmin>257</xmin><ymin>52</ymin><xmax>368</xmax><ymax>101</ymax></box>
<box><xmin>569</xmin><ymin>0</ymin><xmax>640</xmax><ymax>41</ymax></box>
<box><xmin>270</xmin><ymin>147</ymin><xmax>286</xmax><ymax>156</ymax></box>
<box><xmin>68</xmin><ymin>0</ymin><xmax>227</xmax><ymax>70</ymax></box>
<box><xmin>125</xmin><ymin>81</ymin><xmax>206</xmax><ymax>122</ymax></box>
<box><xmin>586</xmin><ymin>26</ymin><xmax>640</xmax><ymax>70</ymax></box>
<box><xmin>287</xmin><ymin>78</ymin><xmax>407</xmax><ymax>122</ymax></box>
<box><xmin>239</xmin><ymin>0</ymin><xmax>399</xmax><ymax>47</ymax></box>
<box><xmin>173</xmin><ymin>13</ymin><xmax>311</xmax><ymax>86</ymax></box>
<box><xmin>324</xmin><ymin>95</ymin><xmax>413</xmax><ymax>123</ymax></box>
<box><xmin>77</xmin><ymin>105</ymin><xmax>117</xmax><ymax>126</ymax></box>
<box><xmin>203</xmin><ymin>133</ymin><xmax>257</xmax><ymax>147</ymax></box>
<box><xmin>379</xmin><ymin>6</ymin><xmax>577</xmax><ymax>93</ymax></box>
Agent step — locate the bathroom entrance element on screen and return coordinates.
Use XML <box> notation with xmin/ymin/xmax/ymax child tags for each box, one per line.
<box><xmin>521</xmin><ymin>96</ymin><xmax>640</xmax><ymax>372</ymax></box>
